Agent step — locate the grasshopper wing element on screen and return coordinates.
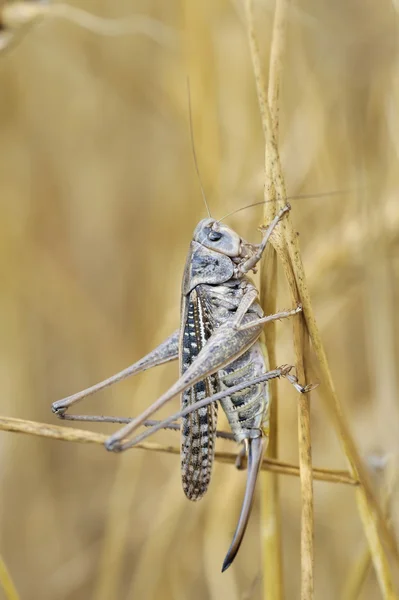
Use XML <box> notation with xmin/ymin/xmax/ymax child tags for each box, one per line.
<box><xmin>180</xmin><ymin>288</ymin><xmax>219</xmax><ymax>501</ymax></box>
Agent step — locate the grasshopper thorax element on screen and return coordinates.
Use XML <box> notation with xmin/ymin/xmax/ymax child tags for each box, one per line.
<box><xmin>193</xmin><ymin>218</ymin><xmax>241</xmax><ymax>258</ymax></box>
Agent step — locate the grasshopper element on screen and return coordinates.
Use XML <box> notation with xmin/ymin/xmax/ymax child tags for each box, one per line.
<box><xmin>51</xmin><ymin>200</ymin><xmax>313</xmax><ymax>571</ymax></box>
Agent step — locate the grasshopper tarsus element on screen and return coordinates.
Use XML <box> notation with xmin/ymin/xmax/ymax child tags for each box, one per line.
<box><xmin>283</xmin><ymin>371</ymin><xmax>318</xmax><ymax>394</ymax></box>
<box><xmin>258</xmin><ymin>202</ymin><xmax>291</xmax><ymax>234</ymax></box>
<box><xmin>304</xmin><ymin>382</ymin><xmax>320</xmax><ymax>393</ymax></box>
<box><xmin>52</xmin><ymin>403</ymin><xmax>66</xmax><ymax>417</ymax></box>
<box><xmin>279</xmin><ymin>364</ymin><xmax>294</xmax><ymax>378</ymax></box>
<box><xmin>104</xmin><ymin>438</ymin><xmax>123</xmax><ymax>453</ymax></box>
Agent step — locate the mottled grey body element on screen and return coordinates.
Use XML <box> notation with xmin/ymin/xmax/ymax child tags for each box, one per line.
<box><xmin>179</xmin><ymin>223</ymin><xmax>270</xmax><ymax>501</ymax></box>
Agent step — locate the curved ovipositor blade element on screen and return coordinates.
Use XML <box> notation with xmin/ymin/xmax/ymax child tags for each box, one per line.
<box><xmin>221</xmin><ymin>436</ymin><xmax>265</xmax><ymax>572</ymax></box>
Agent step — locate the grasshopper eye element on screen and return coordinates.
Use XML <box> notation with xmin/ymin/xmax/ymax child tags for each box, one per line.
<box><xmin>208</xmin><ymin>230</ymin><xmax>222</xmax><ymax>242</ymax></box>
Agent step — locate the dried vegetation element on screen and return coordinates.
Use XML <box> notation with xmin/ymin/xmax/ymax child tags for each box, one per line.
<box><xmin>0</xmin><ymin>1</ymin><xmax>399</xmax><ymax>599</ymax></box>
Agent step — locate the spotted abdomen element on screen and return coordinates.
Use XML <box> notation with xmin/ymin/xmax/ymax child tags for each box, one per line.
<box><xmin>218</xmin><ymin>340</ymin><xmax>270</xmax><ymax>444</ymax></box>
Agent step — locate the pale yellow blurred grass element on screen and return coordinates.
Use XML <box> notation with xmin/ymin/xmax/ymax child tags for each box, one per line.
<box><xmin>0</xmin><ymin>1</ymin><xmax>399</xmax><ymax>599</ymax></box>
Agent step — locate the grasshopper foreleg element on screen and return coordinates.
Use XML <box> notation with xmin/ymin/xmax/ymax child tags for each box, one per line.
<box><xmin>238</xmin><ymin>203</ymin><xmax>290</xmax><ymax>274</ymax></box>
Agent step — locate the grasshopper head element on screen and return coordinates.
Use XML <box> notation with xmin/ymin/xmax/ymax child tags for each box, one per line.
<box><xmin>193</xmin><ymin>218</ymin><xmax>241</xmax><ymax>257</ymax></box>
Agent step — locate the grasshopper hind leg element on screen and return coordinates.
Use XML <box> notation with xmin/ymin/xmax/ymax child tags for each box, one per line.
<box><xmin>51</xmin><ymin>330</ymin><xmax>179</xmax><ymax>416</ymax></box>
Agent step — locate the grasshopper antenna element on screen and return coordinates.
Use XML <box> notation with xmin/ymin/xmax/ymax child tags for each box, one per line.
<box><xmin>187</xmin><ymin>79</ymin><xmax>211</xmax><ymax>218</ymax></box>
<box><xmin>217</xmin><ymin>187</ymin><xmax>359</xmax><ymax>223</ymax></box>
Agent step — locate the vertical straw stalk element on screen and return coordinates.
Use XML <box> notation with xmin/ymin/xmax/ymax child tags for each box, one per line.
<box><xmin>259</xmin><ymin>1</ymin><xmax>290</xmax><ymax>599</ymax></box>
<box><xmin>245</xmin><ymin>1</ymin><xmax>314</xmax><ymax>598</ymax></box>
<box><xmin>245</xmin><ymin>0</ymin><xmax>399</xmax><ymax>598</ymax></box>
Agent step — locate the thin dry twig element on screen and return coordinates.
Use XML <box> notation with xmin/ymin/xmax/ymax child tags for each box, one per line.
<box><xmin>244</xmin><ymin>1</ymin><xmax>315</xmax><ymax>598</ymax></box>
<box><xmin>0</xmin><ymin>414</ymin><xmax>357</xmax><ymax>485</ymax></box>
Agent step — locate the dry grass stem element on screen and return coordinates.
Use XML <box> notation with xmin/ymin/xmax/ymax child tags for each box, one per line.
<box><xmin>1</xmin><ymin>2</ymin><xmax>398</xmax><ymax>597</ymax></box>
<box><xmin>245</xmin><ymin>0</ymin><xmax>314</xmax><ymax>597</ymax></box>
<box><xmin>0</xmin><ymin>414</ymin><xmax>356</xmax><ymax>485</ymax></box>
<box><xmin>259</xmin><ymin>1</ymin><xmax>290</xmax><ymax>598</ymax></box>
<box><xmin>245</xmin><ymin>1</ymin><xmax>399</xmax><ymax>598</ymax></box>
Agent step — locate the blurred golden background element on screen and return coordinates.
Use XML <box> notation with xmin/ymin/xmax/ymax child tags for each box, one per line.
<box><xmin>0</xmin><ymin>1</ymin><xmax>399</xmax><ymax>598</ymax></box>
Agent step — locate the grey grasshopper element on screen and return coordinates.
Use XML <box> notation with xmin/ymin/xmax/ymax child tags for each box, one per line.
<box><xmin>52</xmin><ymin>202</ymin><xmax>312</xmax><ymax>571</ymax></box>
